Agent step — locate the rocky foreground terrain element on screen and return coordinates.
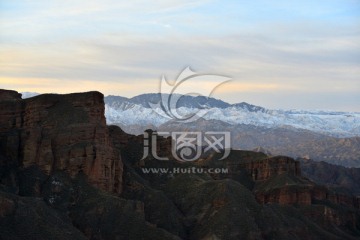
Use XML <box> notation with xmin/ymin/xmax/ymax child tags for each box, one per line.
<box><xmin>1</xmin><ymin>89</ymin><xmax>360</xmax><ymax>239</ymax></box>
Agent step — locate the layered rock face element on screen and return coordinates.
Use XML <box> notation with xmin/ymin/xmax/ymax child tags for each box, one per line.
<box><xmin>202</xmin><ymin>150</ymin><xmax>359</xmax><ymax>209</ymax></box>
<box><xmin>256</xmin><ymin>185</ymin><xmax>313</xmax><ymax>205</ymax></box>
<box><xmin>0</xmin><ymin>89</ymin><xmax>122</xmax><ymax>194</ymax></box>
<box><xmin>245</xmin><ymin>156</ymin><xmax>360</xmax><ymax>208</ymax></box>
<box><xmin>240</xmin><ymin>156</ymin><xmax>301</xmax><ymax>181</ymax></box>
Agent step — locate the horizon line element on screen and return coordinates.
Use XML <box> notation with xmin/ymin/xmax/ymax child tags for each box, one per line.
<box><xmin>13</xmin><ymin>89</ymin><xmax>360</xmax><ymax>113</ymax></box>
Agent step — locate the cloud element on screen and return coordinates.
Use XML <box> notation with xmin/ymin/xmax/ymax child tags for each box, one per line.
<box><xmin>0</xmin><ymin>0</ymin><xmax>359</xmax><ymax>111</ymax></box>
<box><xmin>0</xmin><ymin>77</ymin><xmax>158</xmax><ymax>96</ymax></box>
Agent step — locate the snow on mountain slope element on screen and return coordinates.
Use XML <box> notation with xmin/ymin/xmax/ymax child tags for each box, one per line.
<box><xmin>21</xmin><ymin>92</ymin><xmax>40</xmax><ymax>99</ymax></box>
<box><xmin>19</xmin><ymin>92</ymin><xmax>360</xmax><ymax>137</ymax></box>
<box><xmin>105</xmin><ymin>94</ymin><xmax>360</xmax><ymax>137</ymax></box>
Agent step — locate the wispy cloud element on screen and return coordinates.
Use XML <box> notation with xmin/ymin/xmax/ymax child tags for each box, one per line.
<box><xmin>0</xmin><ymin>0</ymin><xmax>359</xmax><ymax>111</ymax></box>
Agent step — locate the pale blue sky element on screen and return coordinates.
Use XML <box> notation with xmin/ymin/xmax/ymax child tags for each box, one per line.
<box><xmin>1</xmin><ymin>0</ymin><xmax>359</xmax><ymax>111</ymax></box>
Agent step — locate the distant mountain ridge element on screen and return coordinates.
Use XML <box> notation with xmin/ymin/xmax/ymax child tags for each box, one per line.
<box><xmin>22</xmin><ymin>91</ymin><xmax>356</xmax><ymax>115</ymax></box>
<box><xmin>103</xmin><ymin>93</ymin><xmax>360</xmax><ymax>167</ymax></box>
<box><xmin>104</xmin><ymin>93</ymin><xmax>360</xmax><ymax>138</ymax></box>
<box><xmin>158</xmin><ymin>118</ymin><xmax>360</xmax><ymax>167</ymax></box>
<box><xmin>105</xmin><ymin>93</ymin><xmax>249</xmax><ymax>109</ymax></box>
<box><xmin>105</xmin><ymin>93</ymin><xmax>272</xmax><ymax>112</ymax></box>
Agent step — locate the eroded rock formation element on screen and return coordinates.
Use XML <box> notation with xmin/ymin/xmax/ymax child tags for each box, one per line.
<box><xmin>0</xmin><ymin>89</ymin><xmax>122</xmax><ymax>194</ymax></box>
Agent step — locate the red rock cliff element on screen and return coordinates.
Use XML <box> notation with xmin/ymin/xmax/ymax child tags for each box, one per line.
<box><xmin>240</xmin><ymin>156</ymin><xmax>302</xmax><ymax>181</ymax></box>
<box><xmin>0</xmin><ymin>89</ymin><xmax>122</xmax><ymax>194</ymax></box>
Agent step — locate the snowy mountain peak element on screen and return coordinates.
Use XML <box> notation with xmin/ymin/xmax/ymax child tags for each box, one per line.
<box><xmin>18</xmin><ymin>92</ymin><xmax>360</xmax><ymax>137</ymax></box>
<box><xmin>105</xmin><ymin>93</ymin><xmax>360</xmax><ymax>138</ymax></box>
<box><xmin>231</xmin><ymin>102</ymin><xmax>266</xmax><ymax>112</ymax></box>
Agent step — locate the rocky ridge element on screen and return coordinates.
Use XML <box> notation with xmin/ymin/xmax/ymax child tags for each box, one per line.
<box><xmin>0</xmin><ymin>89</ymin><xmax>122</xmax><ymax>194</ymax></box>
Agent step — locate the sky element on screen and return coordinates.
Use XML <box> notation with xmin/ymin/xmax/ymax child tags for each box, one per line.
<box><xmin>0</xmin><ymin>0</ymin><xmax>359</xmax><ymax>111</ymax></box>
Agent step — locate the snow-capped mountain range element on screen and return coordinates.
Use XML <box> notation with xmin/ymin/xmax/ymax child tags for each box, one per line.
<box><xmin>20</xmin><ymin>92</ymin><xmax>360</xmax><ymax>137</ymax></box>
<box><xmin>105</xmin><ymin>93</ymin><xmax>360</xmax><ymax>137</ymax></box>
